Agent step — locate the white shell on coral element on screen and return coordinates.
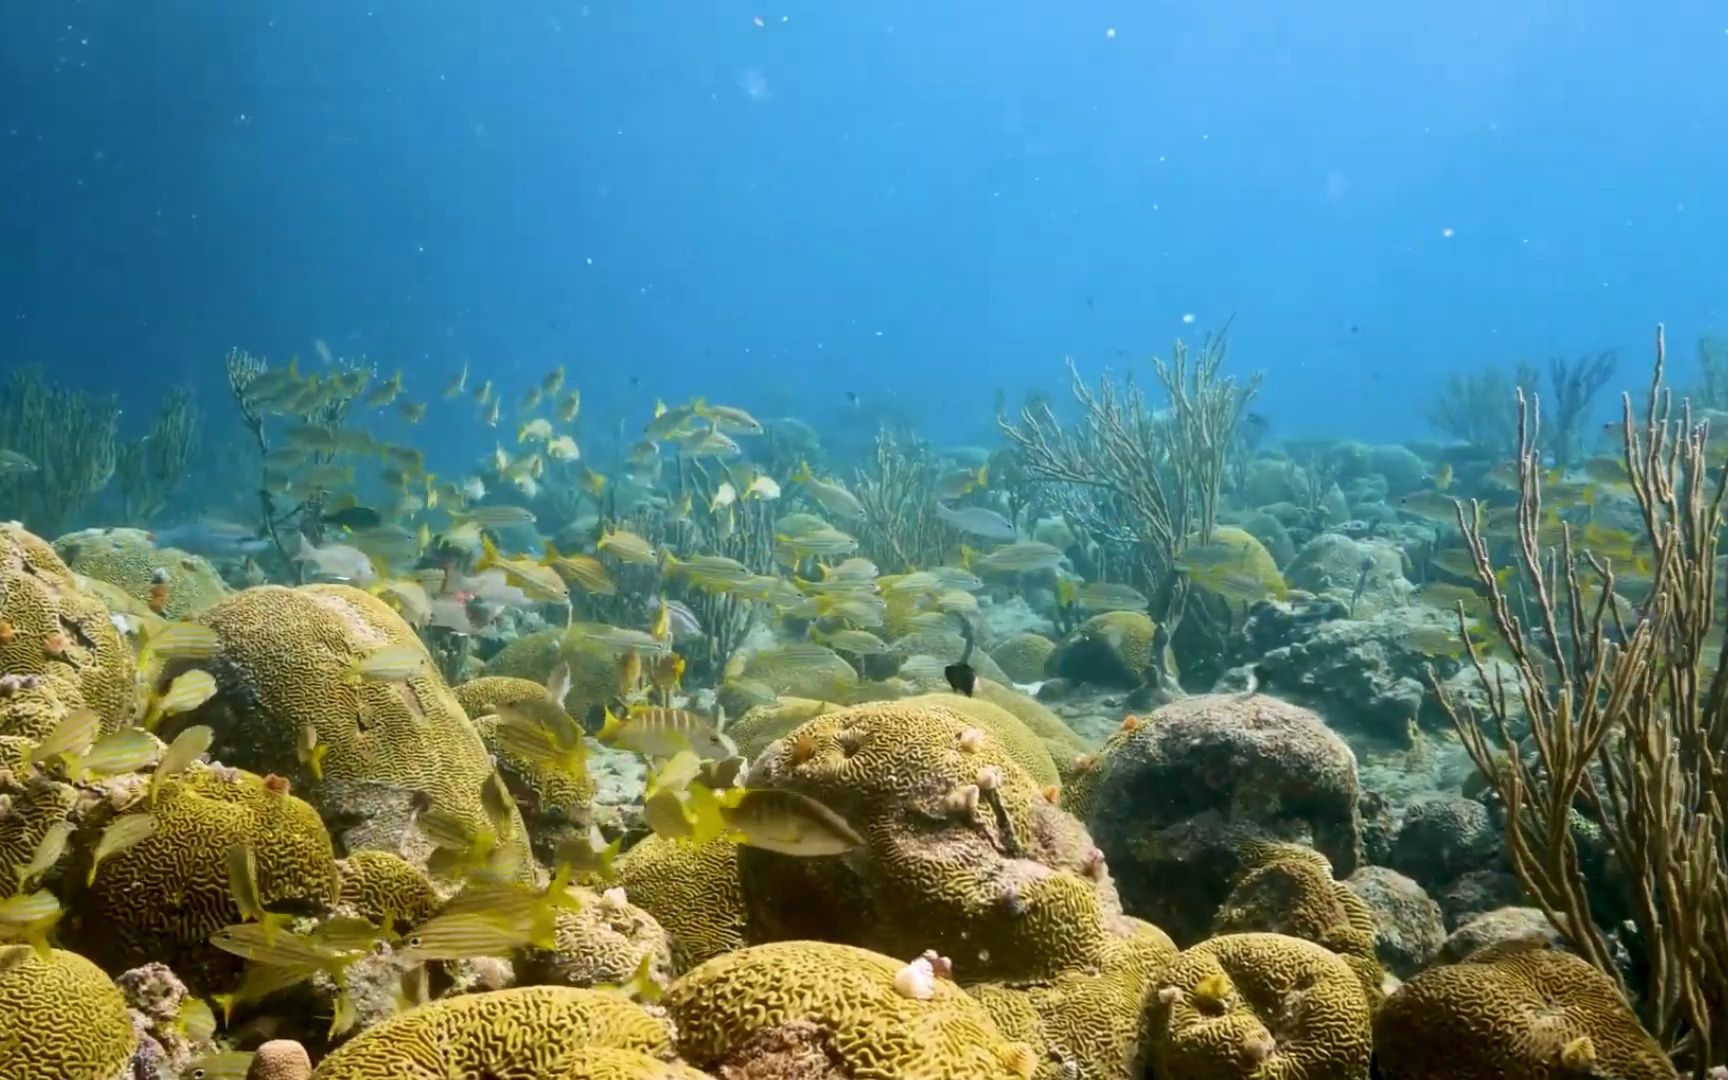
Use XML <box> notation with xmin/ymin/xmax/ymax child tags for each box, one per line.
<box><xmin>893</xmin><ymin>956</ymin><xmax>937</xmax><ymax>1000</ymax></box>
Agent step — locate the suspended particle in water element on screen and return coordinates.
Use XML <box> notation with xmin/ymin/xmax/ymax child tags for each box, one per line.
<box><xmin>1181</xmin><ymin>313</ymin><xmax>1196</xmax><ymax>325</ymax></box>
<box><xmin>1440</xmin><ymin>226</ymin><xmax>1456</xmax><ymax>238</ymax></box>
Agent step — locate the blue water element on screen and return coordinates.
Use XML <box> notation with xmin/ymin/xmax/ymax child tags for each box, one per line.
<box><xmin>3</xmin><ymin>1</ymin><xmax>1726</xmax><ymax>474</ymax></box>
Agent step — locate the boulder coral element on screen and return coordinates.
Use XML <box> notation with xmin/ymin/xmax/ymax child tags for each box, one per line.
<box><xmin>0</xmin><ymin>945</ymin><xmax>137</xmax><ymax>1080</ymax></box>
<box><xmin>1076</xmin><ymin>693</ymin><xmax>1362</xmax><ymax>945</ymax></box>
<box><xmin>0</xmin><ymin>739</ymin><xmax>79</xmax><ymax>899</ymax></box>
<box><xmin>738</xmin><ymin>699</ymin><xmax>1129</xmax><ymax>983</ymax></box>
<box><xmin>1051</xmin><ymin>610</ymin><xmax>1158</xmax><ymax>687</ymax></box>
<box><xmin>1373</xmin><ymin>943</ymin><xmax>1673</xmax><ymax>1080</ymax></box>
<box><xmin>454</xmin><ymin>674</ymin><xmax>595</xmax><ymax>857</ymax></box>
<box><xmin>479</xmin><ymin>629</ymin><xmax>616</xmax><ymax>721</ymax></box>
<box><xmin>900</xmin><ymin>691</ymin><xmax>1061</xmax><ymax>788</ymax></box>
<box><xmin>729</xmin><ymin>696</ymin><xmax>841</xmax><ymax>760</ymax></box>
<box><xmin>334</xmin><ymin>849</ymin><xmax>441</xmax><ymax>930</ymax></box>
<box><xmin>989</xmin><ymin>631</ymin><xmax>1056</xmax><ymax>683</ymax></box>
<box><xmin>614</xmin><ymin>833</ymin><xmax>746</xmax><ymax>970</ymax></box>
<box><xmin>53</xmin><ymin>527</ymin><xmax>230</xmax><ymax>619</ymax></box>
<box><xmin>308</xmin><ymin>986</ymin><xmax>677</xmax><ymax>1079</ymax></box>
<box><xmin>665</xmin><ymin>940</ymin><xmax>1037</xmax><ymax>1079</ymax></box>
<box><xmin>0</xmin><ymin>522</ymin><xmax>136</xmax><ymax>729</ymax></box>
<box><xmin>513</xmin><ymin>884</ymin><xmax>675</xmax><ymax>989</ymax></box>
<box><xmin>970</xmin><ymin>917</ymin><xmax>1178</xmax><ymax>1079</ymax></box>
<box><xmin>1148</xmin><ymin>932</ymin><xmax>1373</xmax><ymax>1080</ymax></box>
<box><xmin>1342</xmin><ymin>865</ymin><xmax>1446</xmax><ymax>978</ymax></box>
<box><xmin>63</xmin><ymin>764</ymin><xmax>340</xmax><ymax>978</ymax></box>
<box><xmin>177</xmin><ymin>584</ymin><xmax>532</xmax><ymax>877</ymax></box>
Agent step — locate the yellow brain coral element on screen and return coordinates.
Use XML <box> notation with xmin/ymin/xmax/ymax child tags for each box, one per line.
<box><xmin>455</xmin><ymin>674</ymin><xmax>595</xmax><ymax>858</ymax></box>
<box><xmin>0</xmin><ymin>738</ymin><xmax>78</xmax><ymax>900</ymax></box>
<box><xmin>1149</xmin><ymin>932</ymin><xmax>1372</xmax><ymax>1080</ymax></box>
<box><xmin>1211</xmin><ymin>842</ymin><xmax>1385</xmax><ymax>1005</ymax></box>
<box><xmin>729</xmin><ymin>697</ymin><xmax>841</xmax><ymax>760</ymax></box>
<box><xmin>541</xmin><ymin>1048</ymin><xmax>712</xmax><ymax>1079</ymax></box>
<box><xmin>0</xmin><ymin>946</ymin><xmax>137</xmax><ymax>1080</ymax></box>
<box><xmin>309</xmin><ymin>986</ymin><xmax>676</xmax><ymax>1079</ymax></box>
<box><xmin>666</xmin><ymin>940</ymin><xmax>1035</xmax><ymax>1079</ymax></box>
<box><xmin>181</xmin><ymin>584</ymin><xmax>532</xmax><ymax>877</ymax></box>
<box><xmin>514</xmin><ymin>884</ymin><xmax>675</xmax><ymax>989</ymax></box>
<box><xmin>1373</xmin><ymin>944</ymin><xmax>1672</xmax><ymax>1080</ymax></box>
<box><xmin>615</xmin><ymin>833</ymin><xmax>746</xmax><ymax>970</ymax></box>
<box><xmin>989</xmin><ymin>632</ymin><xmax>1057</xmax><ymax>683</ymax></box>
<box><xmin>972</xmin><ymin>917</ymin><xmax>1179</xmax><ymax>1080</ymax></box>
<box><xmin>0</xmin><ymin>522</ymin><xmax>136</xmax><ymax>728</ymax></box>
<box><xmin>64</xmin><ymin>763</ymin><xmax>340</xmax><ymax>975</ymax></box>
<box><xmin>336</xmin><ymin>849</ymin><xmax>440</xmax><ymax>930</ymax></box>
<box><xmin>53</xmin><ymin>527</ymin><xmax>230</xmax><ymax>619</ymax></box>
<box><xmin>738</xmin><ymin>700</ymin><xmax>1127</xmax><ymax>983</ymax></box>
<box><xmin>901</xmin><ymin>692</ymin><xmax>1060</xmax><ymax>789</ymax></box>
<box><xmin>972</xmin><ymin>678</ymin><xmax>1089</xmax><ymax>756</ymax></box>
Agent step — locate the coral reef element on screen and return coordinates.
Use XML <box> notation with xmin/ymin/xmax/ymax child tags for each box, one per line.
<box><xmin>900</xmin><ymin>691</ymin><xmax>1061</xmax><ymax>788</ymax></box>
<box><xmin>0</xmin><ymin>946</ymin><xmax>137</xmax><ymax>1080</ymax></box>
<box><xmin>1076</xmin><ymin>693</ymin><xmax>1361</xmax><ymax>944</ymax></box>
<box><xmin>513</xmin><ymin>884</ymin><xmax>675</xmax><ymax>989</ymax></box>
<box><xmin>1</xmin><ymin>522</ymin><xmax>137</xmax><ymax>729</ymax></box>
<box><xmin>454</xmin><ymin>674</ymin><xmax>595</xmax><ymax>856</ymax></box>
<box><xmin>63</xmin><ymin>763</ymin><xmax>340</xmax><ymax>978</ymax></box>
<box><xmin>334</xmin><ymin>849</ymin><xmax>441</xmax><ymax>930</ymax></box>
<box><xmin>483</xmin><ymin>628</ymin><xmax>616</xmax><ymax>718</ymax></box>
<box><xmin>666</xmin><ymin>940</ymin><xmax>1035</xmax><ymax>1078</ymax></box>
<box><xmin>989</xmin><ymin>630</ymin><xmax>1056</xmax><ymax>682</ymax></box>
<box><xmin>1374</xmin><ymin>944</ymin><xmax>1672</xmax><ymax>1080</ymax></box>
<box><xmin>614</xmin><ymin>834</ymin><xmax>747</xmax><ymax>971</ymax></box>
<box><xmin>1341</xmin><ymin>865</ymin><xmax>1446</xmax><ymax>978</ymax></box>
<box><xmin>54</xmin><ymin>527</ymin><xmax>229</xmax><ymax>619</ymax></box>
<box><xmin>738</xmin><ymin>699</ymin><xmax>1127</xmax><ymax>982</ymax></box>
<box><xmin>1050</xmin><ymin>610</ymin><xmax>1157</xmax><ymax>687</ymax></box>
<box><xmin>309</xmin><ymin>987</ymin><xmax>678</xmax><ymax>1079</ymax></box>
<box><xmin>1149</xmin><ymin>931</ymin><xmax>1373</xmax><ymax>1080</ymax></box>
<box><xmin>182</xmin><ymin>584</ymin><xmax>533</xmax><ymax>876</ymax></box>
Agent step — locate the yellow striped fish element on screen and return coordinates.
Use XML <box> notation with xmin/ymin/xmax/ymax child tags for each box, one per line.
<box><xmin>79</xmin><ymin>727</ymin><xmax>161</xmax><ymax>778</ymax></box>
<box><xmin>88</xmin><ymin>814</ymin><xmax>156</xmax><ymax>884</ymax></box>
<box><xmin>25</xmin><ymin>707</ymin><xmax>101</xmax><ymax>771</ymax></box>
<box><xmin>143</xmin><ymin>669</ymin><xmax>216</xmax><ymax>729</ymax></box>
<box><xmin>149</xmin><ymin>724</ymin><xmax>212</xmax><ymax>804</ymax></box>
<box><xmin>144</xmin><ymin>622</ymin><xmax>220</xmax><ymax>662</ymax></box>
<box><xmin>599</xmin><ymin>706</ymin><xmax>734</xmax><ymax>760</ymax></box>
<box><xmin>346</xmin><ymin>643</ymin><xmax>426</xmax><ymax>684</ymax></box>
<box><xmin>14</xmin><ymin>821</ymin><xmax>72</xmax><ymax>890</ymax></box>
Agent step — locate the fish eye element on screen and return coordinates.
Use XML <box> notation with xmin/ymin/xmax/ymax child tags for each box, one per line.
<box><xmin>408</xmin><ymin>935</ymin><xmax>423</xmax><ymax>947</ymax></box>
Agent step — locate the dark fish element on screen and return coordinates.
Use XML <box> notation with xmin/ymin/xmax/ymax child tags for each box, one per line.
<box><xmin>322</xmin><ymin>506</ymin><xmax>383</xmax><ymax>531</ymax></box>
<box><xmin>943</xmin><ymin>662</ymin><xmax>976</xmax><ymax>697</ymax></box>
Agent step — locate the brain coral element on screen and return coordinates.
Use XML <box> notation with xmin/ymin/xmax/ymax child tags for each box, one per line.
<box><xmin>454</xmin><ymin>674</ymin><xmax>595</xmax><ymax>857</ymax></box>
<box><xmin>738</xmin><ymin>699</ymin><xmax>1128</xmax><ymax>983</ymax></box>
<box><xmin>309</xmin><ymin>986</ymin><xmax>676</xmax><ymax>1080</ymax></box>
<box><xmin>973</xmin><ymin>677</ymin><xmax>1090</xmax><ymax>757</ymax></box>
<box><xmin>63</xmin><ymin>763</ymin><xmax>340</xmax><ymax>977</ymax></box>
<box><xmin>483</xmin><ymin>628</ymin><xmax>615</xmax><ymax>719</ymax></box>
<box><xmin>729</xmin><ymin>697</ymin><xmax>841</xmax><ymax>760</ymax></box>
<box><xmin>1051</xmin><ymin>611</ymin><xmax>1157</xmax><ymax>688</ymax></box>
<box><xmin>1079</xmin><ymin>693</ymin><xmax>1362</xmax><ymax>944</ymax></box>
<box><xmin>0</xmin><ymin>522</ymin><xmax>137</xmax><ymax>728</ymax></box>
<box><xmin>0</xmin><ymin>946</ymin><xmax>137</xmax><ymax>1080</ymax></box>
<box><xmin>538</xmin><ymin>1048</ymin><xmax>711</xmax><ymax>1079</ymax></box>
<box><xmin>1373</xmin><ymin>943</ymin><xmax>1672</xmax><ymax>1080</ymax></box>
<box><xmin>989</xmin><ymin>631</ymin><xmax>1056</xmax><ymax>683</ymax></box>
<box><xmin>179</xmin><ymin>584</ymin><xmax>532</xmax><ymax>877</ymax></box>
<box><xmin>1210</xmin><ymin>842</ymin><xmax>1385</xmax><ymax>1005</ymax></box>
<box><xmin>971</xmin><ymin>917</ymin><xmax>1178</xmax><ymax>1080</ymax></box>
<box><xmin>53</xmin><ymin>527</ymin><xmax>230</xmax><ymax>619</ymax></box>
<box><xmin>666</xmin><ymin>940</ymin><xmax>1036</xmax><ymax>1079</ymax></box>
<box><xmin>335</xmin><ymin>849</ymin><xmax>440</xmax><ymax>930</ymax></box>
<box><xmin>1148</xmin><ymin>932</ymin><xmax>1373</xmax><ymax>1080</ymax></box>
<box><xmin>0</xmin><ymin>740</ymin><xmax>79</xmax><ymax>900</ymax></box>
<box><xmin>614</xmin><ymin>833</ymin><xmax>746</xmax><ymax>970</ymax></box>
<box><xmin>514</xmin><ymin>884</ymin><xmax>675</xmax><ymax>989</ymax></box>
<box><xmin>900</xmin><ymin>692</ymin><xmax>1060</xmax><ymax>788</ymax></box>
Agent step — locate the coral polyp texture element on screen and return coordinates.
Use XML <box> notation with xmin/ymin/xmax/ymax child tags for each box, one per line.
<box><xmin>53</xmin><ymin>527</ymin><xmax>230</xmax><ymax>619</ymax></box>
<box><xmin>664</xmin><ymin>940</ymin><xmax>1037</xmax><ymax>1079</ymax></box>
<box><xmin>63</xmin><ymin>763</ymin><xmax>340</xmax><ymax>977</ymax></box>
<box><xmin>1373</xmin><ymin>944</ymin><xmax>1674</xmax><ymax>1080</ymax></box>
<box><xmin>0</xmin><ymin>522</ymin><xmax>137</xmax><ymax>728</ymax></box>
<box><xmin>308</xmin><ymin>986</ymin><xmax>678</xmax><ymax>1079</ymax></box>
<box><xmin>180</xmin><ymin>584</ymin><xmax>533</xmax><ymax>875</ymax></box>
<box><xmin>0</xmin><ymin>946</ymin><xmax>137</xmax><ymax>1080</ymax></box>
<box><xmin>614</xmin><ymin>833</ymin><xmax>747</xmax><ymax>970</ymax></box>
<box><xmin>737</xmin><ymin>699</ymin><xmax>1129</xmax><ymax>983</ymax></box>
<box><xmin>1148</xmin><ymin>932</ymin><xmax>1373</xmax><ymax>1080</ymax></box>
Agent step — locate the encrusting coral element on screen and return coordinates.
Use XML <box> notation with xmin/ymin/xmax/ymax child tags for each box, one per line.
<box><xmin>63</xmin><ymin>763</ymin><xmax>340</xmax><ymax>978</ymax></box>
<box><xmin>177</xmin><ymin>584</ymin><xmax>533</xmax><ymax>877</ymax></box>
<box><xmin>308</xmin><ymin>986</ymin><xmax>677</xmax><ymax>1079</ymax></box>
<box><xmin>1373</xmin><ymin>943</ymin><xmax>1674</xmax><ymax>1080</ymax></box>
<box><xmin>0</xmin><ymin>945</ymin><xmax>137</xmax><ymax>1080</ymax></box>
<box><xmin>1148</xmin><ymin>932</ymin><xmax>1373</xmax><ymax>1080</ymax></box>
<box><xmin>738</xmin><ymin>699</ymin><xmax>1129</xmax><ymax>983</ymax></box>
<box><xmin>613</xmin><ymin>833</ymin><xmax>747</xmax><ymax>970</ymax></box>
<box><xmin>665</xmin><ymin>940</ymin><xmax>1038</xmax><ymax>1079</ymax></box>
